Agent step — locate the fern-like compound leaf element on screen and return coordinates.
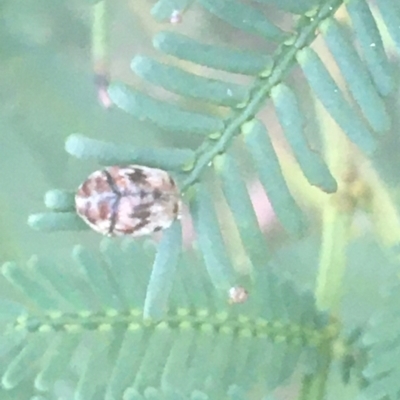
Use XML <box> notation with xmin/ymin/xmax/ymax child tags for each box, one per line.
<box><xmin>0</xmin><ymin>241</ymin><xmax>334</xmax><ymax>399</ymax></box>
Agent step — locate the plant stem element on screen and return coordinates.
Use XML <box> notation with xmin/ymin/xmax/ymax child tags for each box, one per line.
<box><xmin>299</xmin><ymin>59</ymin><xmax>355</xmax><ymax>397</ymax></box>
<box><xmin>92</xmin><ymin>0</ymin><xmax>110</xmax><ymax>76</ymax></box>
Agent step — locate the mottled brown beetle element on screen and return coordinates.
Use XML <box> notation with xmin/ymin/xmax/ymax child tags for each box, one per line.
<box><xmin>75</xmin><ymin>165</ymin><xmax>181</xmax><ymax>237</ymax></box>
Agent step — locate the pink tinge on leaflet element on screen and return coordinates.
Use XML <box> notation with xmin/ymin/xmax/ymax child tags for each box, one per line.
<box><xmin>247</xmin><ymin>180</ymin><xmax>276</xmax><ymax>231</ymax></box>
<box><xmin>170</xmin><ymin>10</ymin><xmax>182</xmax><ymax>24</ymax></box>
<box><xmin>97</xmin><ymin>87</ymin><xmax>113</xmax><ymax>109</ymax></box>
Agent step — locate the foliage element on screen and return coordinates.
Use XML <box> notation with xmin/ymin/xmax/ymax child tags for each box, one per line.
<box><xmin>1</xmin><ymin>0</ymin><xmax>400</xmax><ymax>399</ymax></box>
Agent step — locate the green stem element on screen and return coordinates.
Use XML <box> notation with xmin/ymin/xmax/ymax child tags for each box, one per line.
<box><xmin>315</xmin><ymin>201</ymin><xmax>352</xmax><ymax>312</ymax></box>
<box><xmin>92</xmin><ymin>0</ymin><xmax>110</xmax><ymax>74</ymax></box>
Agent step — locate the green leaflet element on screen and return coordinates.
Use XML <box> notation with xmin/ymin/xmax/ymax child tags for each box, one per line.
<box><xmin>0</xmin><ymin>329</ymin><xmax>27</xmax><ymax>358</ymax></box>
<box><xmin>242</xmin><ymin>119</ymin><xmax>307</xmax><ymax>236</ymax></box>
<box><xmin>160</xmin><ymin>322</ymin><xmax>196</xmax><ymax>393</ymax></box>
<box><xmin>144</xmin><ymin>221</ymin><xmax>182</xmax><ymax>320</ymax></box>
<box><xmin>27</xmin><ymin>212</ymin><xmax>88</xmax><ymax>232</ymax></box>
<box><xmin>153</xmin><ymin>31</ymin><xmax>272</xmax><ymax>75</ymax></box>
<box><xmin>72</xmin><ymin>245</ymin><xmax>123</xmax><ymax>311</ymax></box>
<box><xmin>252</xmin><ymin>0</ymin><xmax>320</xmax><ymax>14</ymax></box>
<box><xmin>271</xmin><ymin>83</ymin><xmax>337</xmax><ymax>193</ymax></box>
<box><xmin>198</xmin><ymin>0</ymin><xmax>287</xmax><ymax>42</ymax></box>
<box><xmin>132</xmin><ymin>55</ymin><xmax>249</xmax><ymax>107</ymax></box>
<box><xmin>2</xmin><ymin>327</ymin><xmax>55</xmax><ymax>390</ymax></box>
<box><xmin>151</xmin><ymin>0</ymin><xmax>195</xmax><ymax>21</ymax></box>
<box><xmin>75</xmin><ymin>327</ymin><xmax>115</xmax><ymax>400</ymax></box>
<box><xmin>107</xmin><ymin>82</ymin><xmax>224</xmax><ymax>136</ymax></box>
<box><xmin>213</xmin><ymin>153</ymin><xmax>270</xmax><ymax>268</ymax></box>
<box><xmin>375</xmin><ymin>0</ymin><xmax>400</xmax><ymax>52</ymax></box>
<box><xmin>27</xmin><ymin>256</ymin><xmax>89</xmax><ymax>312</ymax></box>
<box><xmin>35</xmin><ymin>328</ymin><xmax>82</xmax><ymax>391</ymax></box>
<box><xmin>65</xmin><ymin>134</ymin><xmax>195</xmax><ymax>171</ymax></box>
<box><xmin>346</xmin><ymin>0</ymin><xmax>394</xmax><ymax>97</ymax></box>
<box><xmin>320</xmin><ymin>18</ymin><xmax>390</xmax><ymax>133</ymax></box>
<box><xmin>123</xmin><ymin>387</ymin><xmax>144</xmax><ymax>400</ymax></box>
<box><xmin>43</xmin><ymin>189</ymin><xmax>75</xmax><ymax>212</ymax></box>
<box><xmin>2</xmin><ymin>262</ymin><xmax>63</xmax><ymax>312</ymax></box>
<box><xmin>189</xmin><ymin>184</ymin><xmax>236</xmax><ymax>291</ymax></box>
<box><xmin>100</xmin><ymin>239</ymin><xmax>147</xmax><ymax>309</ymax></box>
<box><xmin>0</xmin><ymin>300</ymin><xmax>26</xmax><ymax>326</ymax></box>
<box><xmin>296</xmin><ymin>47</ymin><xmax>377</xmax><ymax>154</ymax></box>
<box><xmin>105</xmin><ymin>324</ymin><xmax>145</xmax><ymax>400</ymax></box>
<box><xmin>133</xmin><ymin>322</ymin><xmax>174</xmax><ymax>391</ymax></box>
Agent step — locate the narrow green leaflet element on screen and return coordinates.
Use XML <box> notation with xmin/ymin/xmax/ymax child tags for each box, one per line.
<box><xmin>2</xmin><ymin>328</ymin><xmax>56</xmax><ymax>390</ymax></box>
<box><xmin>242</xmin><ymin>119</ymin><xmax>307</xmax><ymax>236</ymax></box>
<box><xmin>144</xmin><ymin>221</ymin><xmax>182</xmax><ymax>320</ymax></box>
<box><xmin>2</xmin><ymin>262</ymin><xmax>62</xmax><ymax>312</ymax></box>
<box><xmin>375</xmin><ymin>0</ymin><xmax>400</xmax><ymax>52</ymax></box>
<box><xmin>74</xmin><ymin>327</ymin><xmax>114</xmax><ymax>400</ymax></box>
<box><xmin>160</xmin><ymin>322</ymin><xmax>195</xmax><ymax>393</ymax></box>
<box><xmin>108</xmin><ymin>82</ymin><xmax>224</xmax><ymax>135</ymax></box>
<box><xmin>28</xmin><ymin>212</ymin><xmax>88</xmax><ymax>232</ymax></box>
<box><xmin>346</xmin><ymin>0</ymin><xmax>394</xmax><ymax>96</ymax></box>
<box><xmin>44</xmin><ymin>189</ymin><xmax>75</xmax><ymax>212</ymax></box>
<box><xmin>105</xmin><ymin>324</ymin><xmax>145</xmax><ymax>400</ymax></box>
<box><xmin>133</xmin><ymin>322</ymin><xmax>173</xmax><ymax>391</ymax></box>
<box><xmin>271</xmin><ymin>83</ymin><xmax>337</xmax><ymax>192</ymax></box>
<box><xmin>320</xmin><ymin>18</ymin><xmax>390</xmax><ymax>133</ymax></box>
<box><xmin>65</xmin><ymin>134</ymin><xmax>194</xmax><ymax>171</ymax></box>
<box><xmin>296</xmin><ymin>47</ymin><xmax>377</xmax><ymax>154</ymax></box>
<box><xmin>213</xmin><ymin>153</ymin><xmax>270</xmax><ymax>268</ymax></box>
<box><xmin>190</xmin><ymin>184</ymin><xmax>236</xmax><ymax>291</ymax></box>
<box><xmin>153</xmin><ymin>32</ymin><xmax>272</xmax><ymax>76</ymax></box>
<box><xmin>198</xmin><ymin>0</ymin><xmax>287</xmax><ymax>42</ymax></box>
<box><xmin>72</xmin><ymin>245</ymin><xmax>122</xmax><ymax>311</ymax></box>
<box><xmin>35</xmin><ymin>328</ymin><xmax>82</xmax><ymax>391</ymax></box>
<box><xmin>252</xmin><ymin>0</ymin><xmax>319</xmax><ymax>14</ymax></box>
<box><xmin>132</xmin><ymin>56</ymin><xmax>248</xmax><ymax>107</ymax></box>
<box><xmin>100</xmin><ymin>239</ymin><xmax>145</xmax><ymax>309</ymax></box>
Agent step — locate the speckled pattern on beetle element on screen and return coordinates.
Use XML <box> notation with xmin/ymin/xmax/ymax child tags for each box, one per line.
<box><xmin>75</xmin><ymin>165</ymin><xmax>181</xmax><ymax>237</ymax></box>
